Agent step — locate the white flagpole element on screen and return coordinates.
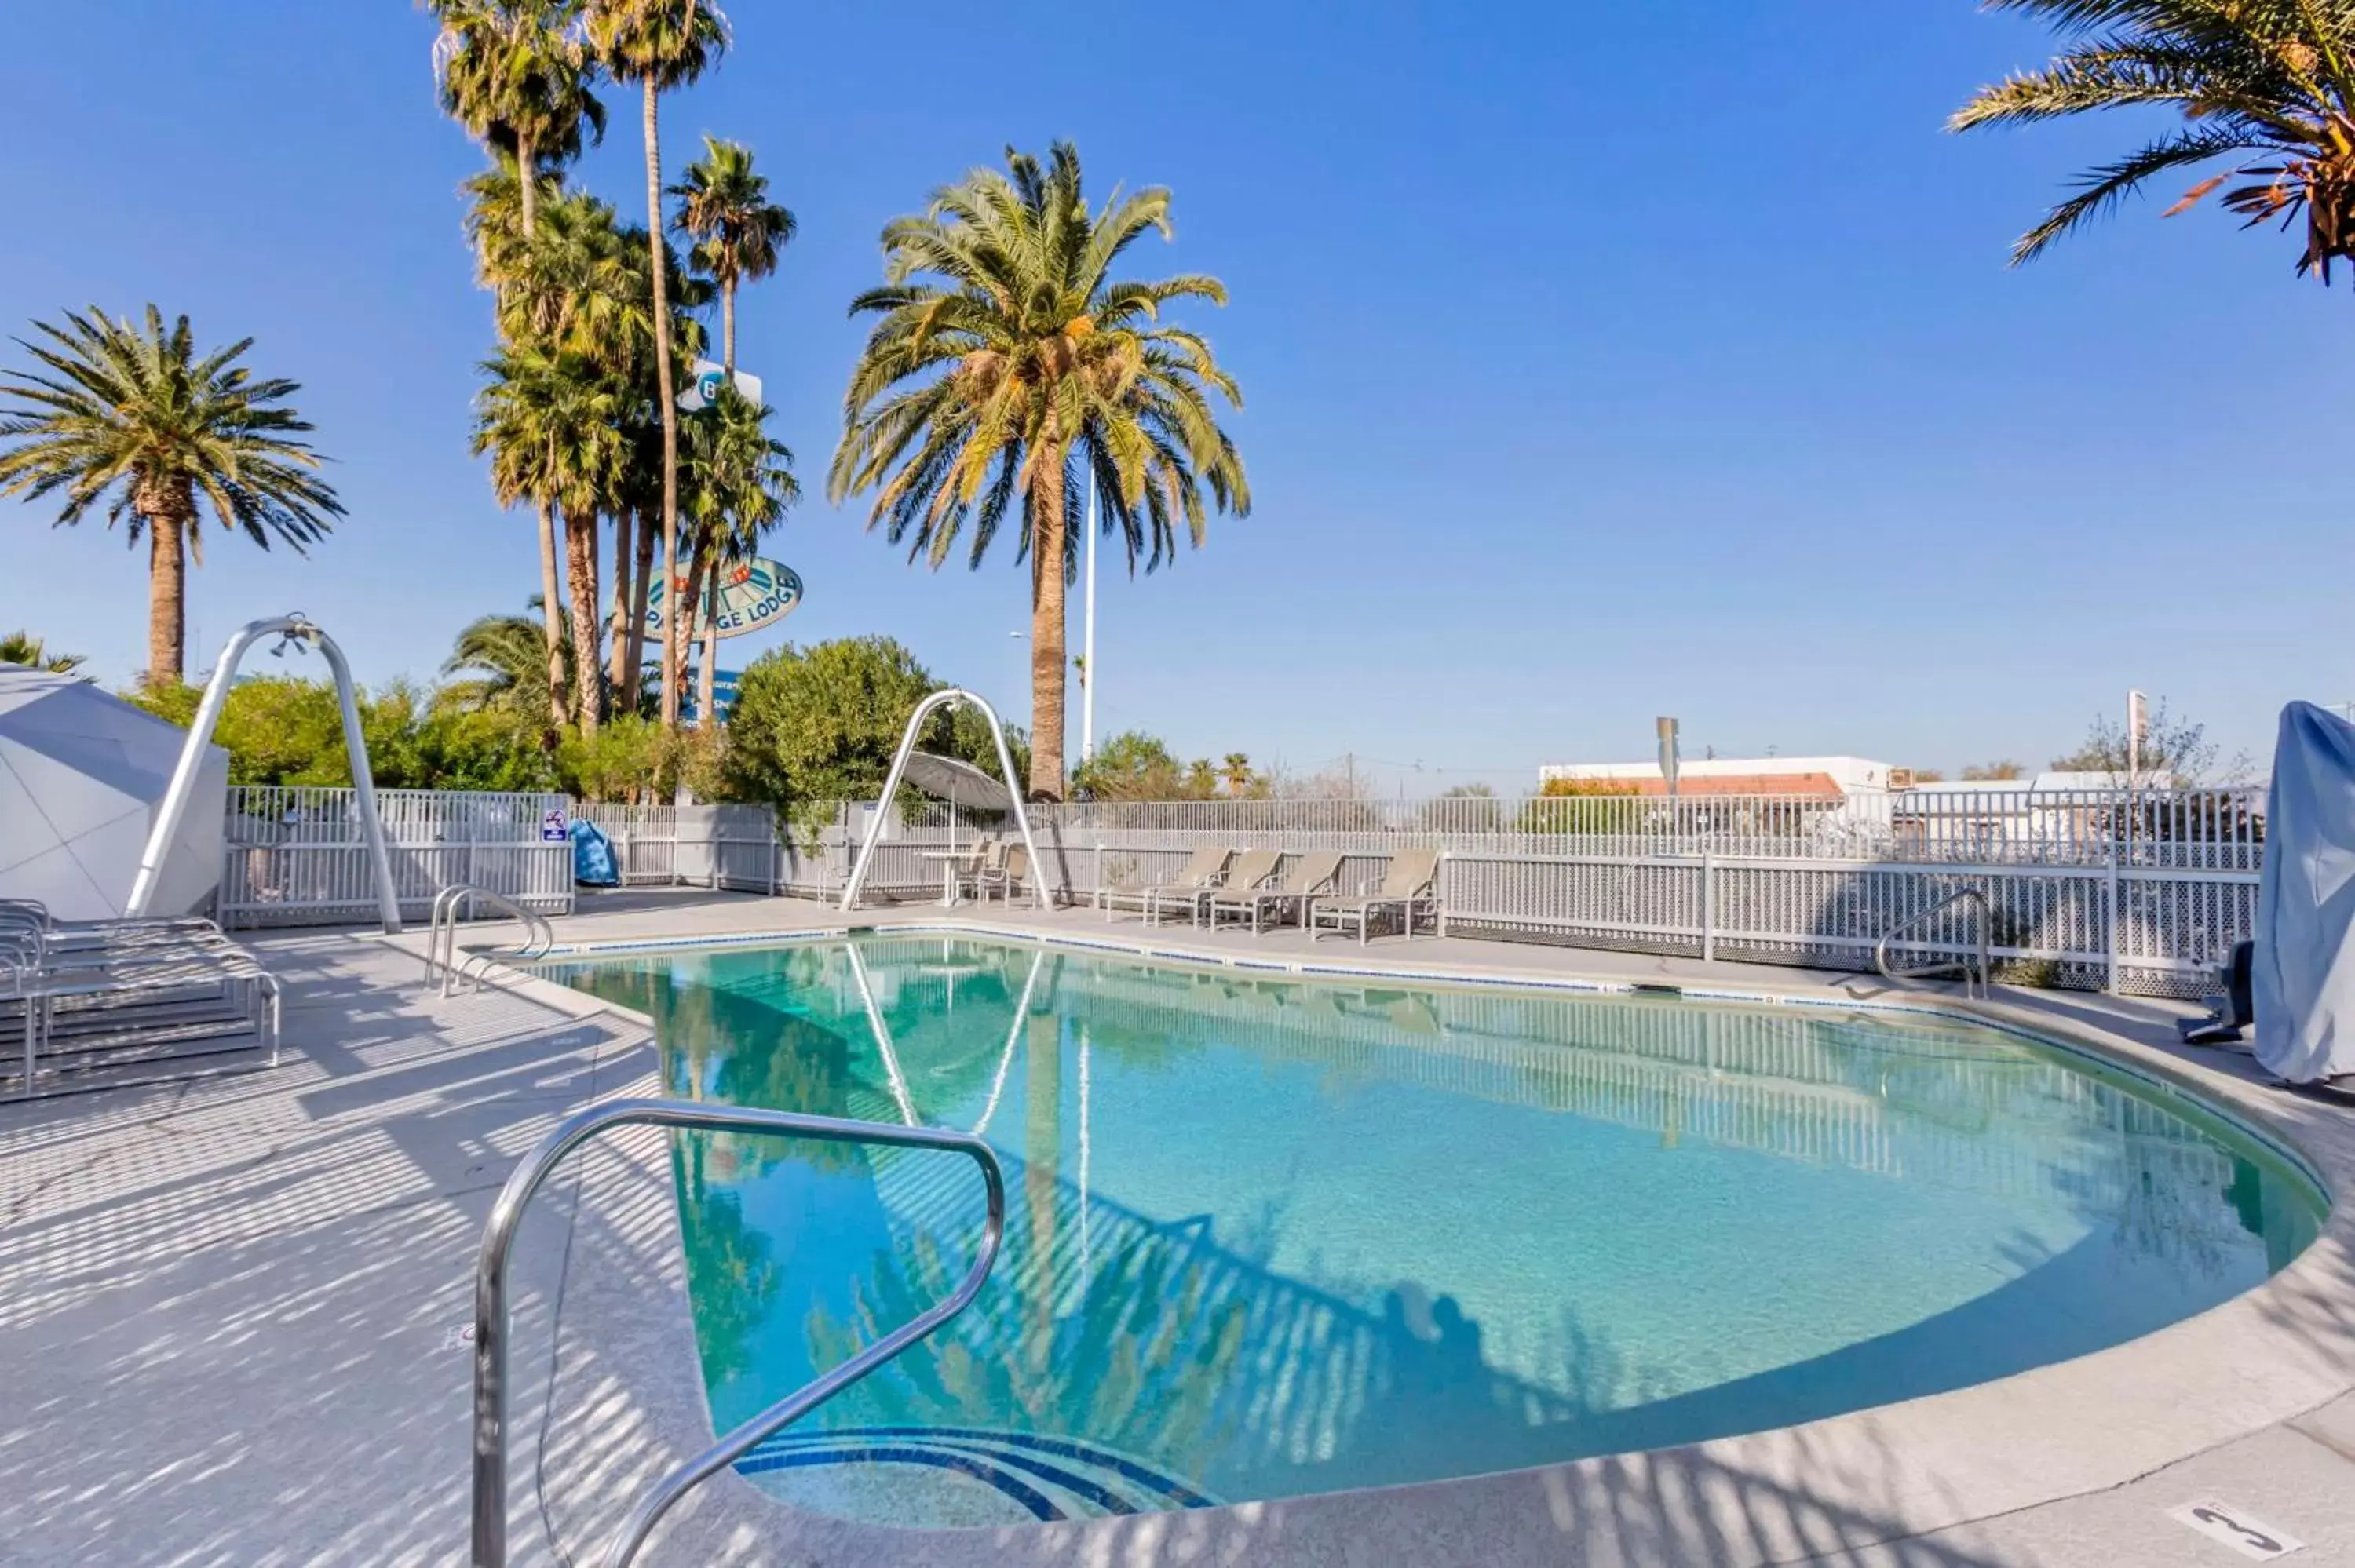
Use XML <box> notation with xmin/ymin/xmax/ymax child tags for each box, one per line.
<box><xmin>1082</xmin><ymin>469</ymin><xmax>1099</xmax><ymax>764</ymax></box>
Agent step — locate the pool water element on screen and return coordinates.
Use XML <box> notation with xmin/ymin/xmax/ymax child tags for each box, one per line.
<box><xmin>554</xmin><ymin>935</ymin><xmax>2324</xmax><ymax>1528</ymax></box>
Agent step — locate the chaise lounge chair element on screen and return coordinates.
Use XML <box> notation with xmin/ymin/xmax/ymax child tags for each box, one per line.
<box><xmin>1099</xmin><ymin>846</ymin><xmax>1234</xmax><ymax>924</ymax></box>
<box><xmin>1160</xmin><ymin>848</ymin><xmax>1280</xmax><ymax>927</ymax></box>
<box><xmin>1208</xmin><ymin>850</ymin><xmax>1345</xmax><ymax>935</ymax></box>
<box><xmin>1307</xmin><ymin>848</ymin><xmax>1441</xmax><ymax>944</ymax></box>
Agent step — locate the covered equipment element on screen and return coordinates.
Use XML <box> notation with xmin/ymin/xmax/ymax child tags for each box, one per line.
<box><xmin>2253</xmin><ymin>701</ymin><xmax>2355</xmax><ymax>1085</ymax></box>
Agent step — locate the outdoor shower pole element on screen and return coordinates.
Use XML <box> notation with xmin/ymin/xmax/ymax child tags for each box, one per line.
<box><xmin>126</xmin><ymin>615</ymin><xmax>403</xmax><ymax>933</ymax></box>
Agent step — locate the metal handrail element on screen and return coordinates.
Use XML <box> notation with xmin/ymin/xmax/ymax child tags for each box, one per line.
<box><xmin>840</xmin><ymin>687</ymin><xmax>1053</xmax><ymax>911</ymax></box>
<box><xmin>429</xmin><ymin>884</ymin><xmax>555</xmax><ymax>995</ymax></box>
<box><xmin>469</xmin><ymin>1098</ymin><xmax>1005</xmax><ymax>1568</ymax></box>
<box><xmin>1873</xmin><ymin>887</ymin><xmax>1992</xmax><ymax>998</ymax></box>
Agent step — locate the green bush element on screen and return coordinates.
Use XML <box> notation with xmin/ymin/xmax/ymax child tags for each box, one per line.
<box><xmin>723</xmin><ymin>636</ymin><xmax>1022</xmax><ymax>810</ymax></box>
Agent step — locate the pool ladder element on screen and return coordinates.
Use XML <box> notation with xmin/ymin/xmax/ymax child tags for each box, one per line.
<box><xmin>1873</xmin><ymin>887</ymin><xmax>1992</xmax><ymax>999</ymax></box>
<box><xmin>425</xmin><ymin>884</ymin><xmax>556</xmax><ymax>996</ymax></box>
<box><xmin>469</xmin><ymin>1099</ymin><xmax>1006</xmax><ymax>1568</ymax></box>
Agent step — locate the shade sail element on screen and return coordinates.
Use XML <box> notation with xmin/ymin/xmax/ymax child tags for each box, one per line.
<box><xmin>0</xmin><ymin>670</ymin><xmax>227</xmax><ymax>920</ymax></box>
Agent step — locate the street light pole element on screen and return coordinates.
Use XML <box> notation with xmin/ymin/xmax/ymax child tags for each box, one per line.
<box><xmin>1081</xmin><ymin>470</ymin><xmax>1098</xmax><ymax>764</ymax></box>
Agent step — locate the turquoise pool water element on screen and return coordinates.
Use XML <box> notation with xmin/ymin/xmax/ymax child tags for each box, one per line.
<box><xmin>554</xmin><ymin>935</ymin><xmax>2324</xmax><ymax>1528</ymax></box>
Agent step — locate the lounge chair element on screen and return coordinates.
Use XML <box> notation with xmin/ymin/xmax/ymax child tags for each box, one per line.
<box><xmin>1159</xmin><ymin>848</ymin><xmax>1280</xmax><ymax>927</ymax></box>
<box><xmin>1207</xmin><ymin>850</ymin><xmax>1345</xmax><ymax>935</ymax></box>
<box><xmin>1307</xmin><ymin>848</ymin><xmax>1442</xmax><ymax>944</ymax></box>
<box><xmin>1099</xmin><ymin>846</ymin><xmax>1233</xmax><ymax>924</ymax></box>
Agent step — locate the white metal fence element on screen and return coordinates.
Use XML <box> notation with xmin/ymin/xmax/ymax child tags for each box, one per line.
<box><xmin>221</xmin><ymin>787</ymin><xmax>574</xmax><ymax>928</ymax></box>
<box><xmin>214</xmin><ymin>784</ymin><xmax>2262</xmax><ymax>998</ymax></box>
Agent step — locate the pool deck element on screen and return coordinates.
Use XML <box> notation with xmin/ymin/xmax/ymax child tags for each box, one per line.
<box><xmin>2</xmin><ymin>887</ymin><xmax>2352</xmax><ymax>1566</ymax></box>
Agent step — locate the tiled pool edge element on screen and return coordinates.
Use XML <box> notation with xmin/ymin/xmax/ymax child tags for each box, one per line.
<box><xmin>464</xmin><ymin>920</ymin><xmax>2355</xmax><ymax>1567</ymax></box>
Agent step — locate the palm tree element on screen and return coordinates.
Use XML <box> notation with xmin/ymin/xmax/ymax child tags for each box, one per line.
<box><xmin>831</xmin><ymin>143</ymin><xmax>1250</xmax><ymax>799</ymax></box>
<box><xmin>439</xmin><ymin>603</ymin><xmax>570</xmax><ymax>717</ymax></box>
<box><xmin>474</xmin><ymin>345</ymin><xmax>623</xmax><ymax>731</ymax></box>
<box><xmin>680</xmin><ymin>386</ymin><xmax>797</xmax><ymax>725</ymax></box>
<box><xmin>1952</xmin><ymin>2</ymin><xmax>2355</xmax><ymax>278</ymax></box>
<box><xmin>1221</xmin><ymin>752</ymin><xmax>1253</xmax><ymax>794</ymax></box>
<box><xmin>586</xmin><ymin>0</ymin><xmax>729</xmax><ymax>734</ymax></box>
<box><xmin>429</xmin><ymin>0</ymin><xmax>604</xmax><ymax>241</ymax></box>
<box><xmin>0</xmin><ymin>307</ymin><xmax>344</xmax><ymax>687</ymax></box>
<box><xmin>670</xmin><ymin>136</ymin><xmax>795</xmax><ymax>374</ymax></box>
<box><xmin>0</xmin><ymin>632</ymin><xmax>84</xmax><ymax>674</ymax></box>
<box><xmin>433</xmin><ymin>2</ymin><xmax>604</xmax><ymax>725</ymax></box>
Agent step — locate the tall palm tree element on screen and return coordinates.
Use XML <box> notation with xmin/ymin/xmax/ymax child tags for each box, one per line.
<box><xmin>0</xmin><ymin>632</ymin><xmax>84</xmax><ymax>674</ymax></box>
<box><xmin>586</xmin><ymin>0</ymin><xmax>729</xmax><ymax>733</ymax></box>
<box><xmin>0</xmin><ymin>307</ymin><xmax>344</xmax><ymax>687</ymax></box>
<box><xmin>474</xmin><ymin>345</ymin><xmax>623</xmax><ymax>730</ymax></box>
<box><xmin>670</xmin><ymin>136</ymin><xmax>795</xmax><ymax>375</ymax></box>
<box><xmin>433</xmin><ymin>1</ymin><xmax>604</xmax><ymax>725</ymax></box>
<box><xmin>680</xmin><ymin>386</ymin><xmax>797</xmax><ymax>725</ymax></box>
<box><xmin>429</xmin><ymin>0</ymin><xmax>604</xmax><ymax>241</ymax></box>
<box><xmin>1952</xmin><ymin>1</ymin><xmax>2355</xmax><ymax>278</ymax></box>
<box><xmin>832</xmin><ymin>143</ymin><xmax>1250</xmax><ymax>799</ymax></box>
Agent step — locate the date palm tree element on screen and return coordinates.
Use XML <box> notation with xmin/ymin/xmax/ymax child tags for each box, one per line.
<box><xmin>474</xmin><ymin>345</ymin><xmax>623</xmax><ymax>730</ymax></box>
<box><xmin>1952</xmin><ymin>0</ymin><xmax>2355</xmax><ymax>278</ymax></box>
<box><xmin>0</xmin><ymin>632</ymin><xmax>84</xmax><ymax>674</ymax></box>
<box><xmin>432</xmin><ymin>1</ymin><xmax>605</xmax><ymax>724</ymax></box>
<box><xmin>680</xmin><ymin>385</ymin><xmax>797</xmax><ymax>725</ymax></box>
<box><xmin>586</xmin><ymin>0</ymin><xmax>729</xmax><ymax>733</ymax></box>
<box><xmin>832</xmin><ymin>143</ymin><xmax>1250</xmax><ymax>799</ymax></box>
<box><xmin>0</xmin><ymin>306</ymin><xmax>344</xmax><ymax>687</ymax></box>
<box><xmin>670</xmin><ymin>136</ymin><xmax>795</xmax><ymax>374</ymax></box>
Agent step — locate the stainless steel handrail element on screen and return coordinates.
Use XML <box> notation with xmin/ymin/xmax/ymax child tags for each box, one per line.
<box><xmin>429</xmin><ymin>884</ymin><xmax>555</xmax><ymax>995</ymax></box>
<box><xmin>839</xmin><ymin>687</ymin><xmax>1052</xmax><ymax>911</ymax></box>
<box><xmin>469</xmin><ymin>1098</ymin><xmax>1005</xmax><ymax>1568</ymax></box>
<box><xmin>1874</xmin><ymin>887</ymin><xmax>1992</xmax><ymax>999</ymax></box>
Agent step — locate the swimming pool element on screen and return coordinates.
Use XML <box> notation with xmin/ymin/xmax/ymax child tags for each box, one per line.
<box><xmin>553</xmin><ymin>934</ymin><xmax>2325</xmax><ymax>1530</ymax></box>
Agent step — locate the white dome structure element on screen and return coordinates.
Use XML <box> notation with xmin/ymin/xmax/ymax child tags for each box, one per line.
<box><xmin>0</xmin><ymin>669</ymin><xmax>227</xmax><ymax>920</ymax></box>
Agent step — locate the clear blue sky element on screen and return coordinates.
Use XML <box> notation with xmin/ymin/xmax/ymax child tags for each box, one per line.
<box><xmin>2</xmin><ymin>1</ymin><xmax>2347</xmax><ymax>789</ymax></box>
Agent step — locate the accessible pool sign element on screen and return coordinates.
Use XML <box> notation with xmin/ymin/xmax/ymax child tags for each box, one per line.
<box><xmin>645</xmin><ymin>558</ymin><xmax>802</xmax><ymax>642</ymax></box>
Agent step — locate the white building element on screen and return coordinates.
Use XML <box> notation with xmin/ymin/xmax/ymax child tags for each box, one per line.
<box><xmin>1537</xmin><ymin>755</ymin><xmax>1895</xmax><ymax>799</ymax></box>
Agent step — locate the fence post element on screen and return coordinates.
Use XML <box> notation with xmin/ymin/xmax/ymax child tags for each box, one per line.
<box><xmin>2105</xmin><ymin>833</ymin><xmax>2120</xmax><ymax>995</ymax></box>
<box><xmin>1701</xmin><ymin>850</ymin><xmax>1716</xmax><ymax>963</ymax></box>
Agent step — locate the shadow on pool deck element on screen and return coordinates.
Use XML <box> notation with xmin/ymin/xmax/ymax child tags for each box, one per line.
<box><xmin>0</xmin><ymin>928</ymin><xmax>2350</xmax><ymax>1566</ymax></box>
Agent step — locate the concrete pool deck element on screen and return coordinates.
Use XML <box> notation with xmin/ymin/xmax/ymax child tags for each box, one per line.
<box><xmin>2</xmin><ymin>887</ymin><xmax>2351</xmax><ymax>1566</ymax></box>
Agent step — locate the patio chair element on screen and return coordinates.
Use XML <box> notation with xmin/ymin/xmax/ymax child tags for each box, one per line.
<box><xmin>950</xmin><ymin>837</ymin><xmax>1005</xmax><ymax>903</ymax></box>
<box><xmin>1207</xmin><ymin>850</ymin><xmax>1345</xmax><ymax>935</ymax></box>
<box><xmin>1100</xmin><ymin>846</ymin><xmax>1234</xmax><ymax>924</ymax></box>
<box><xmin>978</xmin><ymin>843</ymin><xmax>1029</xmax><ymax>905</ymax></box>
<box><xmin>1157</xmin><ymin>848</ymin><xmax>1280</xmax><ymax>927</ymax></box>
<box><xmin>1307</xmin><ymin>848</ymin><xmax>1442</xmax><ymax>944</ymax></box>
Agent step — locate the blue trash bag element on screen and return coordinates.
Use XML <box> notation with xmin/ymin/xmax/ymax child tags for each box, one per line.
<box><xmin>570</xmin><ymin>819</ymin><xmax>621</xmax><ymax>888</ymax></box>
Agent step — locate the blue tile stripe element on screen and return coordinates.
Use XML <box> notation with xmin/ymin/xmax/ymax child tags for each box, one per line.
<box><xmin>750</xmin><ymin>1425</ymin><xmax>1219</xmax><ymax>1511</ymax></box>
<box><xmin>736</xmin><ymin>1442</ymin><xmax>1066</xmax><ymax>1519</ymax></box>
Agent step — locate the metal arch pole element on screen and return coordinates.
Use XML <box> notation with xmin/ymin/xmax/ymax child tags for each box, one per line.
<box><xmin>467</xmin><ymin>1097</ymin><xmax>1004</xmax><ymax>1568</ymax></box>
<box><xmin>126</xmin><ymin>620</ymin><xmax>278</xmax><ymax>918</ymax></box>
<box><xmin>838</xmin><ymin>687</ymin><xmax>1054</xmax><ymax>912</ymax></box>
<box><xmin>309</xmin><ymin>624</ymin><xmax>403</xmax><ymax>934</ymax></box>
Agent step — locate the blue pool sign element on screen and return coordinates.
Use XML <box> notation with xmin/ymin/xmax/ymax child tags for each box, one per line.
<box><xmin>646</xmin><ymin>558</ymin><xmax>802</xmax><ymax>641</ymax></box>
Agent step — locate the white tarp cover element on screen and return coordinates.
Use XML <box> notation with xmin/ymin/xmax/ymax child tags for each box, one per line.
<box><xmin>2254</xmin><ymin>700</ymin><xmax>2355</xmax><ymax>1085</ymax></box>
<box><xmin>0</xmin><ymin>670</ymin><xmax>228</xmax><ymax>921</ymax></box>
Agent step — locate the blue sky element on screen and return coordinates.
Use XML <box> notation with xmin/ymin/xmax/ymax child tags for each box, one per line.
<box><xmin>1</xmin><ymin>1</ymin><xmax>2347</xmax><ymax>789</ymax></box>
